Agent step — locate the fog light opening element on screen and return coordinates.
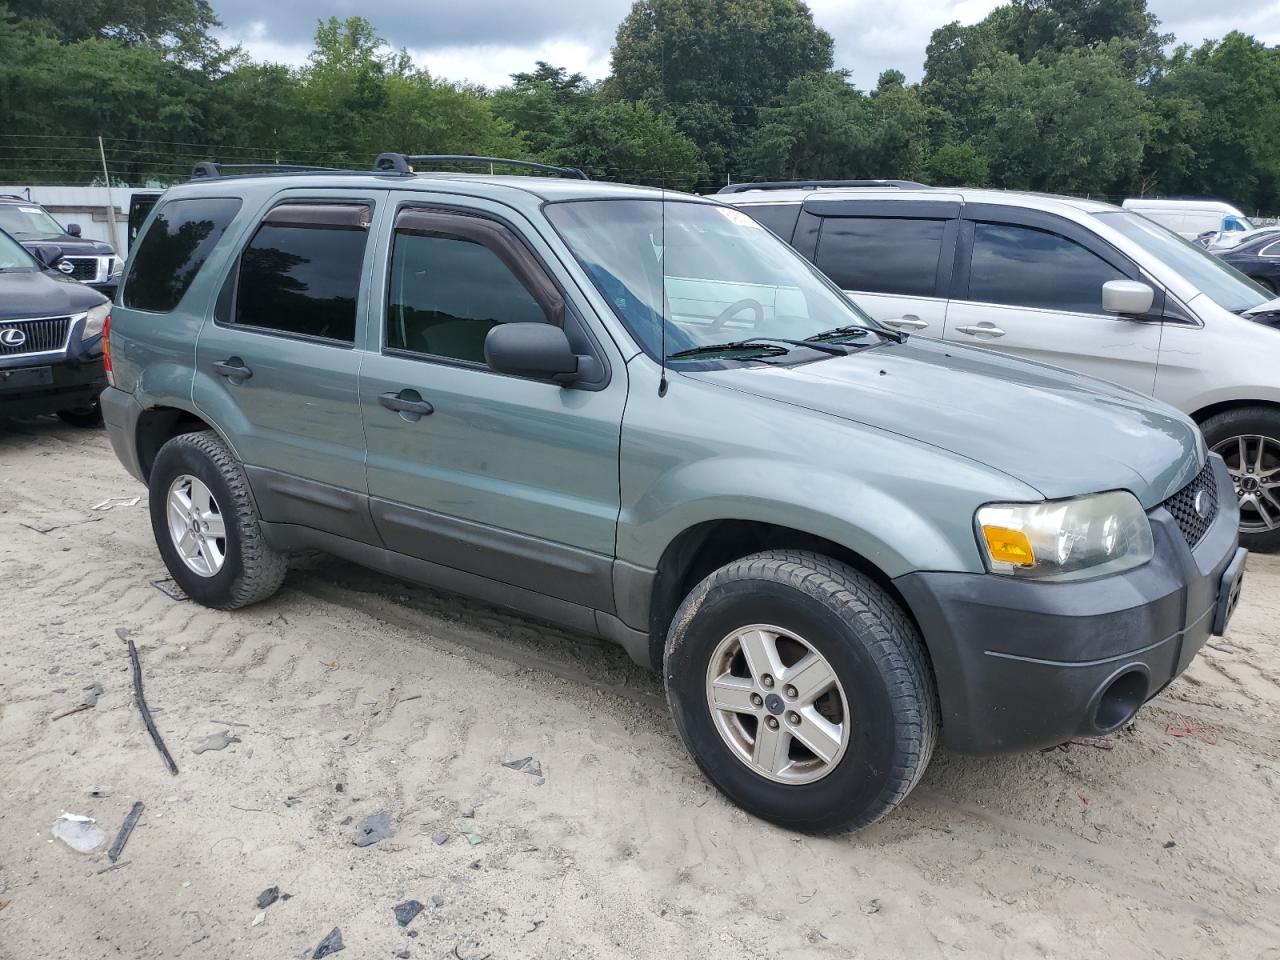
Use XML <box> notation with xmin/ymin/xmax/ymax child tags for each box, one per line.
<box><xmin>1094</xmin><ymin>670</ymin><xmax>1148</xmax><ymax>732</ymax></box>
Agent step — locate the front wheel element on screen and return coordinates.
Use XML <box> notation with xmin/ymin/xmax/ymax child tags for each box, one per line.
<box><xmin>1201</xmin><ymin>407</ymin><xmax>1280</xmax><ymax>552</ymax></box>
<box><xmin>664</xmin><ymin>550</ymin><xmax>937</xmax><ymax>834</ymax></box>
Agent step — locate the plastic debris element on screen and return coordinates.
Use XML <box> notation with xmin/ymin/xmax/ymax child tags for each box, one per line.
<box><xmin>91</xmin><ymin>496</ymin><xmax>140</xmax><ymax>512</ymax></box>
<box><xmin>431</xmin><ymin>895</ymin><xmax>445</xmax><ymax>908</ymax></box>
<box><xmin>53</xmin><ymin>681</ymin><xmax>106</xmax><ymax>720</ymax></box>
<box><xmin>354</xmin><ymin>811</ymin><xmax>393</xmax><ymax>847</ymax></box>
<box><xmin>463</xmin><ymin>832</ymin><xmax>482</xmax><ymax>846</ymax></box>
<box><xmin>191</xmin><ymin>730</ymin><xmax>240</xmax><ymax>754</ymax></box>
<box><xmin>52</xmin><ymin>814</ymin><xmax>106</xmax><ymax>853</ymax></box>
<box><xmin>312</xmin><ymin>927</ymin><xmax>345</xmax><ymax>958</ymax></box>
<box><xmin>459</xmin><ymin>807</ymin><xmax>475</xmax><ymax>819</ymax></box>
<box><xmin>284</xmin><ymin>797</ymin><xmax>302</xmax><ymax>808</ymax></box>
<box><xmin>431</xmin><ymin>831</ymin><xmax>449</xmax><ymax>845</ymax></box>
<box><xmin>108</xmin><ymin>801</ymin><xmax>144</xmax><ymax>862</ymax></box>
<box><xmin>393</xmin><ymin>899</ymin><xmax>424</xmax><ymax>926</ymax></box>
<box><xmin>395</xmin><ymin>951</ymin><xmax>409</xmax><ymax>959</ymax></box>
<box><xmin>252</xmin><ymin>911</ymin><xmax>265</xmax><ymax>927</ymax></box>
<box><xmin>256</xmin><ymin>886</ymin><xmax>280</xmax><ymax>909</ymax></box>
<box><xmin>120</xmin><ymin>628</ymin><xmax>178</xmax><ymax>775</ymax></box>
<box><xmin>502</xmin><ymin>757</ymin><xmax>543</xmax><ymax>777</ymax></box>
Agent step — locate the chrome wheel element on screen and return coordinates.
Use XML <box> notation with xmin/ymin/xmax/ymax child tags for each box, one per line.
<box><xmin>1213</xmin><ymin>434</ymin><xmax>1280</xmax><ymax>533</ymax></box>
<box><xmin>166</xmin><ymin>474</ymin><xmax>226</xmax><ymax>577</ymax></box>
<box><xmin>704</xmin><ymin>624</ymin><xmax>849</xmax><ymax>785</ymax></box>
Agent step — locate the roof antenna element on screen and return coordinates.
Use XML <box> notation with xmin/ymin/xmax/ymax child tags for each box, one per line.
<box><xmin>658</xmin><ymin>178</ymin><xmax>669</xmax><ymax>398</ymax></box>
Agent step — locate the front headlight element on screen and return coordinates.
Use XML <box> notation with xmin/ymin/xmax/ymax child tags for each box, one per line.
<box><xmin>109</xmin><ymin>256</ymin><xmax>124</xmax><ymax>278</ymax></box>
<box><xmin>976</xmin><ymin>491</ymin><xmax>1153</xmax><ymax>582</ymax></box>
<box><xmin>81</xmin><ymin>302</ymin><xmax>110</xmax><ymax>340</ymax></box>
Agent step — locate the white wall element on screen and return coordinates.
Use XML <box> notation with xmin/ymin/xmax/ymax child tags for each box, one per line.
<box><xmin>0</xmin><ymin>186</ymin><xmax>157</xmax><ymax>254</ymax></box>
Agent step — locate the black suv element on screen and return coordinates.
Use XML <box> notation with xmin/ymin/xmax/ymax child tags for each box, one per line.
<box><xmin>0</xmin><ymin>227</ymin><xmax>110</xmax><ymax>425</ymax></box>
<box><xmin>0</xmin><ymin>195</ymin><xmax>121</xmax><ymax>296</ymax></box>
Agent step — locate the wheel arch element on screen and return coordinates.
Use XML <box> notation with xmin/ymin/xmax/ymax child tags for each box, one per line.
<box><xmin>1190</xmin><ymin>397</ymin><xmax>1280</xmax><ymax>426</ymax></box>
<box><xmin>135</xmin><ymin>404</ymin><xmax>233</xmax><ymax>483</ymax></box>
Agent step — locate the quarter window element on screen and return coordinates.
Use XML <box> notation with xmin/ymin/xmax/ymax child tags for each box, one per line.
<box><xmin>231</xmin><ymin>203</ymin><xmax>371</xmax><ymax>343</ymax></box>
<box><xmin>968</xmin><ymin>222</ymin><xmax>1125</xmax><ymax>313</ymax></box>
<box><xmin>739</xmin><ymin>203</ymin><xmax>801</xmax><ymax>242</ymax></box>
<box><xmin>387</xmin><ymin>215</ymin><xmax>551</xmax><ymax>364</ymax></box>
<box><xmin>815</xmin><ymin>217</ymin><xmax>945</xmax><ymax>297</ymax></box>
<box><xmin>123</xmin><ymin>197</ymin><xmax>241</xmax><ymax>312</ymax></box>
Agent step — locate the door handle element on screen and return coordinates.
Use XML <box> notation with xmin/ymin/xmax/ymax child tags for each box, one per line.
<box><xmin>882</xmin><ymin>316</ymin><xmax>929</xmax><ymax>330</ymax></box>
<box><xmin>379</xmin><ymin>390</ymin><xmax>434</xmax><ymax>417</ymax></box>
<box><xmin>212</xmin><ymin>358</ymin><xmax>252</xmax><ymax>380</ymax></box>
<box><xmin>954</xmin><ymin>323</ymin><xmax>1006</xmax><ymax>339</ymax></box>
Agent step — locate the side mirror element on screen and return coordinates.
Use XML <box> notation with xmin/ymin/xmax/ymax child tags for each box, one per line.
<box><xmin>1102</xmin><ymin>280</ymin><xmax>1155</xmax><ymax>317</ymax></box>
<box><xmin>31</xmin><ymin>244</ymin><xmax>64</xmax><ymax>269</ymax></box>
<box><xmin>485</xmin><ymin>322</ymin><xmax>587</xmax><ymax>384</ymax></box>
<box><xmin>65</xmin><ymin>223</ymin><xmax>82</xmax><ymax>237</ymax></box>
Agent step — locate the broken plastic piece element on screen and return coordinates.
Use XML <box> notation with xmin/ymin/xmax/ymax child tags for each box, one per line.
<box><xmin>52</xmin><ymin>813</ymin><xmax>106</xmax><ymax>853</ymax></box>
<box><xmin>256</xmin><ymin>886</ymin><xmax>280</xmax><ymax>909</ymax></box>
<box><xmin>502</xmin><ymin>757</ymin><xmax>543</xmax><ymax>777</ymax></box>
<box><xmin>191</xmin><ymin>730</ymin><xmax>240</xmax><ymax>754</ymax></box>
<box><xmin>312</xmin><ymin>927</ymin><xmax>345</xmax><ymax>958</ymax></box>
<box><xmin>108</xmin><ymin>801</ymin><xmax>144</xmax><ymax>862</ymax></box>
<box><xmin>354</xmin><ymin>811</ymin><xmax>393</xmax><ymax>847</ymax></box>
<box><xmin>393</xmin><ymin>899</ymin><xmax>424</xmax><ymax>926</ymax></box>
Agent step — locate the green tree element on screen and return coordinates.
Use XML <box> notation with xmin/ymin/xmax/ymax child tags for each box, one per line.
<box><xmin>10</xmin><ymin>0</ymin><xmax>221</xmax><ymax>64</ymax></box>
<box><xmin>555</xmin><ymin>100</ymin><xmax>703</xmax><ymax>186</ymax></box>
<box><xmin>744</xmin><ymin>71</ymin><xmax>872</xmax><ymax>181</ymax></box>
<box><xmin>490</xmin><ymin>63</ymin><xmax>595</xmax><ymax>159</ymax></box>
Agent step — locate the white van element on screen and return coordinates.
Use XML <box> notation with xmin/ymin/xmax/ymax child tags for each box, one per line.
<box><xmin>1121</xmin><ymin>198</ymin><xmax>1253</xmax><ymax>239</ymax></box>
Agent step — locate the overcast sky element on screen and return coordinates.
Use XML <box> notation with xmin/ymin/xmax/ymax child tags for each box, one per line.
<box><xmin>213</xmin><ymin>0</ymin><xmax>1280</xmax><ymax>91</ymax></box>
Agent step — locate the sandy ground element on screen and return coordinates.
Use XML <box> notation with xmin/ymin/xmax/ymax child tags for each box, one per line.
<box><xmin>0</xmin><ymin>418</ymin><xmax>1277</xmax><ymax>960</ymax></box>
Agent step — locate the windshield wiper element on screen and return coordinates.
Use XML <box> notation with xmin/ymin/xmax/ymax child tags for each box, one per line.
<box><xmin>667</xmin><ymin>337</ymin><xmax>848</xmax><ymax>361</ymax></box>
<box><xmin>806</xmin><ymin>324</ymin><xmax>905</xmax><ymax>344</ymax></box>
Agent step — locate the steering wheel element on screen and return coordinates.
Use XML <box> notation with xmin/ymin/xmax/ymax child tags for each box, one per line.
<box><xmin>710</xmin><ymin>298</ymin><xmax>765</xmax><ymax>331</ymax></box>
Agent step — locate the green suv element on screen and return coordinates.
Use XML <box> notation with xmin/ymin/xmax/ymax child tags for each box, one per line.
<box><xmin>101</xmin><ymin>155</ymin><xmax>1246</xmax><ymax>833</ymax></box>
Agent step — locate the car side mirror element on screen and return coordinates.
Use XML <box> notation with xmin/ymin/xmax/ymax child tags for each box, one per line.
<box><xmin>485</xmin><ymin>322</ymin><xmax>594</xmax><ymax>385</ymax></box>
<box><xmin>65</xmin><ymin>223</ymin><xmax>82</xmax><ymax>237</ymax></box>
<box><xmin>32</xmin><ymin>244</ymin><xmax>64</xmax><ymax>269</ymax></box>
<box><xmin>1102</xmin><ymin>280</ymin><xmax>1155</xmax><ymax>317</ymax></box>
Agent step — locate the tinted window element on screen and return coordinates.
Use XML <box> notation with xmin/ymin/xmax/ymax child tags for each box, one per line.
<box><xmin>233</xmin><ymin>210</ymin><xmax>369</xmax><ymax>343</ymax></box>
<box><xmin>968</xmin><ymin>223</ymin><xmax>1125</xmax><ymax>313</ymax></box>
<box><xmin>123</xmin><ymin>198</ymin><xmax>241</xmax><ymax>312</ymax></box>
<box><xmin>739</xmin><ymin>203</ymin><xmax>801</xmax><ymax>241</ymax></box>
<box><xmin>387</xmin><ymin>230</ymin><xmax>548</xmax><ymax>363</ymax></box>
<box><xmin>815</xmin><ymin>217</ymin><xmax>944</xmax><ymax>296</ymax></box>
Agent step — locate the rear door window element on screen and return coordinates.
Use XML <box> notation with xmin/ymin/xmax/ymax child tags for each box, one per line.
<box><xmin>967</xmin><ymin>222</ymin><xmax>1125</xmax><ymax>314</ymax></box>
<box><xmin>738</xmin><ymin>203</ymin><xmax>801</xmax><ymax>242</ymax></box>
<box><xmin>123</xmin><ymin>197</ymin><xmax>241</xmax><ymax>312</ymax></box>
<box><xmin>229</xmin><ymin>203</ymin><xmax>372</xmax><ymax>344</ymax></box>
<box><xmin>815</xmin><ymin>217</ymin><xmax>946</xmax><ymax>297</ymax></box>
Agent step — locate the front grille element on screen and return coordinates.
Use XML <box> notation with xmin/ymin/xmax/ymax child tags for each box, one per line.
<box><xmin>0</xmin><ymin>316</ymin><xmax>72</xmax><ymax>356</ymax></box>
<box><xmin>1161</xmin><ymin>459</ymin><xmax>1219</xmax><ymax>548</ymax></box>
<box><xmin>62</xmin><ymin>257</ymin><xmax>99</xmax><ymax>281</ymax></box>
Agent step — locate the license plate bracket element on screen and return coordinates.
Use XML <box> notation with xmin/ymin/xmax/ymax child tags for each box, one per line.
<box><xmin>0</xmin><ymin>365</ymin><xmax>54</xmax><ymax>391</ymax></box>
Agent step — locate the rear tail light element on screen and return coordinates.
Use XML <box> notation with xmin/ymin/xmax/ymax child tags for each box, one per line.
<box><xmin>102</xmin><ymin>312</ymin><xmax>114</xmax><ymax>386</ymax></box>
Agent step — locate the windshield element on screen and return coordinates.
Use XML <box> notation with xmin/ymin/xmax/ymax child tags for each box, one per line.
<box><xmin>1096</xmin><ymin>211</ymin><xmax>1271</xmax><ymax>313</ymax></box>
<box><xmin>544</xmin><ymin>199</ymin><xmax>876</xmax><ymax>360</ymax></box>
<box><xmin>0</xmin><ymin>203</ymin><xmax>64</xmax><ymax>236</ymax></box>
<box><xmin>0</xmin><ymin>230</ymin><xmax>35</xmax><ymax>271</ymax></box>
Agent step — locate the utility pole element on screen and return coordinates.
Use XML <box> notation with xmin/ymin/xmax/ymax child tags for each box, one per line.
<box><xmin>98</xmin><ymin>136</ymin><xmax>121</xmax><ymax>255</ymax></box>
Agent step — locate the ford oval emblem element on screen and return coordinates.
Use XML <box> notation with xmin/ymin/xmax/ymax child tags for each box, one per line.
<box><xmin>0</xmin><ymin>327</ymin><xmax>27</xmax><ymax>347</ymax></box>
<box><xmin>1193</xmin><ymin>489</ymin><xmax>1211</xmax><ymax>518</ymax></box>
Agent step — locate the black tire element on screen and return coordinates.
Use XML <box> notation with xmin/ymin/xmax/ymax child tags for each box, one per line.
<box><xmin>56</xmin><ymin>402</ymin><xmax>103</xmax><ymax>428</ymax></box>
<box><xmin>1200</xmin><ymin>406</ymin><xmax>1280</xmax><ymax>552</ymax></box>
<box><xmin>664</xmin><ymin>550</ymin><xmax>937</xmax><ymax>834</ymax></box>
<box><xmin>148</xmin><ymin>430</ymin><xmax>287</xmax><ymax>608</ymax></box>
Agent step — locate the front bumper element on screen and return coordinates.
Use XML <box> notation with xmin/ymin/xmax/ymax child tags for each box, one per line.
<box><xmin>0</xmin><ymin>340</ymin><xmax>106</xmax><ymax>419</ymax></box>
<box><xmin>895</xmin><ymin>454</ymin><xmax>1244</xmax><ymax>755</ymax></box>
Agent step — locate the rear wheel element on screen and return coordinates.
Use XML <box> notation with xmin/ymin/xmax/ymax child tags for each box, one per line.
<box><xmin>1201</xmin><ymin>407</ymin><xmax>1280</xmax><ymax>552</ymax></box>
<box><xmin>148</xmin><ymin>430</ymin><xmax>286</xmax><ymax>608</ymax></box>
<box><xmin>664</xmin><ymin>550</ymin><xmax>937</xmax><ymax>834</ymax></box>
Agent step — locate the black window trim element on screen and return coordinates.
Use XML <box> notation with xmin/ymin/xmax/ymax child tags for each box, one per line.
<box><xmin>811</xmin><ymin>210</ymin><xmax>959</xmax><ymax>300</ymax></box>
<box><xmin>953</xmin><ymin>205</ymin><xmax>1170</xmax><ymax>322</ymax></box>
<box><xmin>381</xmin><ymin>200</ymin><xmax>610</xmax><ymax>390</ymax></box>
<box><xmin>121</xmin><ymin>195</ymin><xmax>244</xmax><ymax>315</ymax></box>
<box><xmin>212</xmin><ymin>197</ymin><xmax>376</xmax><ymax>349</ymax></box>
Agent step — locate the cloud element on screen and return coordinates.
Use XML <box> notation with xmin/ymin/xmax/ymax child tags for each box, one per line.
<box><xmin>213</xmin><ymin>0</ymin><xmax>1280</xmax><ymax>91</ymax></box>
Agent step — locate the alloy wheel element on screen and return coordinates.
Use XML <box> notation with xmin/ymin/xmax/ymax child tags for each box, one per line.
<box><xmin>704</xmin><ymin>624</ymin><xmax>849</xmax><ymax>785</ymax></box>
<box><xmin>166</xmin><ymin>474</ymin><xmax>227</xmax><ymax>577</ymax></box>
<box><xmin>1212</xmin><ymin>434</ymin><xmax>1280</xmax><ymax>533</ymax></box>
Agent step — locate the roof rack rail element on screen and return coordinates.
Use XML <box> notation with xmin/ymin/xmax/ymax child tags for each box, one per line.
<box><xmin>0</xmin><ymin>194</ymin><xmax>33</xmax><ymax>201</ymax></box>
<box><xmin>372</xmin><ymin>153</ymin><xmax>589</xmax><ymax>180</ymax></box>
<box><xmin>717</xmin><ymin>179</ymin><xmax>928</xmax><ymax>194</ymax></box>
<box><xmin>190</xmin><ymin>161</ymin><xmax>343</xmax><ymax>181</ymax></box>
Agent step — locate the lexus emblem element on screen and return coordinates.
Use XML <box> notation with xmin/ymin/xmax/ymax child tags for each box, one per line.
<box><xmin>0</xmin><ymin>327</ymin><xmax>27</xmax><ymax>347</ymax></box>
<box><xmin>1193</xmin><ymin>489</ymin><xmax>1211</xmax><ymax>518</ymax></box>
<box><xmin>57</xmin><ymin>259</ymin><xmax>75</xmax><ymax>274</ymax></box>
